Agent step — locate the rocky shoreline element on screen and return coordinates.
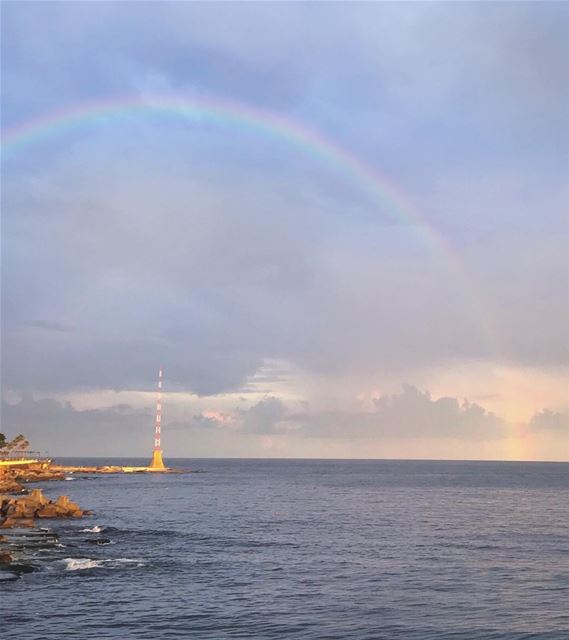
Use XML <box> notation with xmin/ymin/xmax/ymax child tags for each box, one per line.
<box><xmin>0</xmin><ymin>460</ymin><xmax>186</xmax><ymax>581</ymax></box>
<box><xmin>0</xmin><ymin>463</ymin><xmax>93</xmax><ymax>580</ymax></box>
<box><xmin>1</xmin><ymin>488</ymin><xmax>90</xmax><ymax>529</ymax></box>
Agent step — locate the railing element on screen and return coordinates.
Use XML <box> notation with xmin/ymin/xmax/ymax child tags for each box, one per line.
<box><xmin>0</xmin><ymin>450</ymin><xmax>48</xmax><ymax>462</ymax></box>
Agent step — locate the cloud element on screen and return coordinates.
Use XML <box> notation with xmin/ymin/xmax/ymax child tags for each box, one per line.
<box><xmin>1</xmin><ymin>394</ymin><xmax>153</xmax><ymax>456</ymax></box>
<box><xmin>529</xmin><ymin>408</ymin><xmax>569</xmax><ymax>433</ymax></box>
<box><xmin>371</xmin><ymin>385</ymin><xmax>504</xmax><ymax>439</ymax></box>
<box><xmin>294</xmin><ymin>385</ymin><xmax>504</xmax><ymax>441</ymax></box>
<box><xmin>5</xmin><ymin>131</ymin><xmax>565</xmax><ymax>396</ymax></box>
<box><xmin>195</xmin><ymin>386</ymin><xmax>505</xmax><ymax>442</ymax></box>
<box><xmin>25</xmin><ymin>320</ymin><xmax>75</xmax><ymax>333</ymax></box>
<box><xmin>2</xmin><ymin>387</ymin><xmax>566</xmax><ymax>460</ymax></box>
<box><xmin>240</xmin><ymin>397</ymin><xmax>289</xmax><ymax>434</ymax></box>
<box><xmin>1</xmin><ymin>0</ymin><xmax>567</xmax><ymax>460</ymax></box>
<box><xmin>176</xmin><ymin>410</ymin><xmax>235</xmax><ymax>430</ymax></box>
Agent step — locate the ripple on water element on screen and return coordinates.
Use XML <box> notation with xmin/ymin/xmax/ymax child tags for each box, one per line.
<box><xmin>1</xmin><ymin>459</ymin><xmax>568</xmax><ymax>639</ymax></box>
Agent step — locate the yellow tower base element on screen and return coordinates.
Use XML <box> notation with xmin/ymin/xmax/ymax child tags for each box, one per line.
<box><xmin>148</xmin><ymin>449</ymin><xmax>166</xmax><ymax>471</ymax></box>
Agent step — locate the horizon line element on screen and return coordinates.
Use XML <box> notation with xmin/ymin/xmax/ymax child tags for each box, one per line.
<box><xmin>50</xmin><ymin>455</ymin><xmax>569</xmax><ymax>464</ymax></box>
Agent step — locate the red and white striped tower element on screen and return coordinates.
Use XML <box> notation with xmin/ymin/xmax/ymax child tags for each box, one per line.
<box><xmin>148</xmin><ymin>367</ymin><xmax>166</xmax><ymax>470</ymax></box>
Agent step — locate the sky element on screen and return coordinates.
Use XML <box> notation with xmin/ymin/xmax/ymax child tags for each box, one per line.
<box><xmin>1</xmin><ymin>2</ymin><xmax>568</xmax><ymax>460</ymax></box>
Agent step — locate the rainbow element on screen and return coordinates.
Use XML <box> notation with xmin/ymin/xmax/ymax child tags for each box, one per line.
<box><xmin>1</xmin><ymin>94</ymin><xmax>497</xmax><ymax>346</ymax></box>
<box><xmin>2</xmin><ymin>94</ymin><xmax>442</xmax><ymax>244</ymax></box>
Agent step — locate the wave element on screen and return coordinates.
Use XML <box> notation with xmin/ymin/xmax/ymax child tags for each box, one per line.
<box><xmin>61</xmin><ymin>557</ymin><xmax>145</xmax><ymax>571</ymax></box>
<box><xmin>81</xmin><ymin>525</ymin><xmax>104</xmax><ymax>533</ymax></box>
<box><xmin>62</xmin><ymin>558</ymin><xmax>104</xmax><ymax>571</ymax></box>
<box><xmin>0</xmin><ymin>571</ymin><xmax>20</xmax><ymax>582</ymax></box>
<box><xmin>108</xmin><ymin>558</ymin><xmax>145</xmax><ymax>567</ymax></box>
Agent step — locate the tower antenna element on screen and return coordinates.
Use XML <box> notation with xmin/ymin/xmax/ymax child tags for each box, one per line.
<box><xmin>148</xmin><ymin>367</ymin><xmax>167</xmax><ymax>470</ymax></box>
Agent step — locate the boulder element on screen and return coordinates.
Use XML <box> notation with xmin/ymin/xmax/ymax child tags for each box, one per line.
<box><xmin>0</xmin><ymin>490</ymin><xmax>88</xmax><ymax>524</ymax></box>
<box><xmin>55</xmin><ymin>495</ymin><xmax>75</xmax><ymax>510</ymax></box>
<box><xmin>0</xmin><ymin>479</ymin><xmax>24</xmax><ymax>494</ymax></box>
<box><xmin>35</xmin><ymin>504</ymin><xmax>59</xmax><ymax>518</ymax></box>
<box><xmin>36</xmin><ymin>498</ymin><xmax>84</xmax><ymax>519</ymax></box>
<box><xmin>0</xmin><ymin>516</ymin><xmax>35</xmax><ymax>529</ymax></box>
<box><xmin>3</xmin><ymin>497</ymin><xmax>37</xmax><ymax>519</ymax></box>
<box><xmin>28</xmin><ymin>489</ymin><xmax>49</xmax><ymax>506</ymax></box>
<box><xmin>85</xmin><ymin>537</ymin><xmax>111</xmax><ymax>545</ymax></box>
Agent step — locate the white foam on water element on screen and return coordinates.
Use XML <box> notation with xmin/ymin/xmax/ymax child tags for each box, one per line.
<box><xmin>107</xmin><ymin>558</ymin><xmax>145</xmax><ymax>567</ymax></box>
<box><xmin>62</xmin><ymin>558</ymin><xmax>104</xmax><ymax>571</ymax></box>
<box><xmin>61</xmin><ymin>557</ymin><xmax>145</xmax><ymax>571</ymax></box>
<box><xmin>82</xmin><ymin>525</ymin><xmax>103</xmax><ymax>533</ymax></box>
<box><xmin>64</xmin><ymin>477</ymin><xmax>75</xmax><ymax>481</ymax></box>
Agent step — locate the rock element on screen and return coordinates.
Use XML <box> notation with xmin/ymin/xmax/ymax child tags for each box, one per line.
<box><xmin>85</xmin><ymin>538</ymin><xmax>111</xmax><ymax>545</ymax></box>
<box><xmin>7</xmin><ymin>562</ymin><xmax>40</xmax><ymax>574</ymax></box>
<box><xmin>0</xmin><ymin>479</ymin><xmax>24</xmax><ymax>494</ymax></box>
<box><xmin>2</xmin><ymin>496</ymin><xmax>38</xmax><ymax>519</ymax></box>
<box><xmin>0</xmin><ymin>516</ymin><xmax>35</xmax><ymax>529</ymax></box>
<box><xmin>55</xmin><ymin>495</ymin><xmax>70</xmax><ymax>508</ymax></box>
<box><xmin>1</xmin><ymin>481</ymin><xmax>88</xmax><ymax>526</ymax></box>
<box><xmin>35</xmin><ymin>504</ymin><xmax>60</xmax><ymax>518</ymax></box>
<box><xmin>28</xmin><ymin>489</ymin><xmax>49</xmax><ymax>506</ymax></box>
<box><xmin>0</xmin><ymin>571</ymin><xmax>19</xmax><ymax>582</ymax></box>
<box><xmin>36</xmin><ymin>497</ymin><xmax>85</xmax><ymax>519</ymax></box>
<box><xmin>0</xmin><ymin>551</ymin><xmax>13</xmax><ymax>564</ymax></box>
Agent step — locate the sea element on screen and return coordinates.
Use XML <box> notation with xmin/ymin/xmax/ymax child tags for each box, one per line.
<box><xmin>1</xmin><ymin>459</ymin><xmax>568</xmax><ymax>639</ymax></box>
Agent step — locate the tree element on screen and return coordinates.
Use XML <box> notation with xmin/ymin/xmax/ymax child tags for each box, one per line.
<box><xmin>10</xmin><ymin>435</ymin><xmax>30</xmax><ymax>451</ymax></box>
<box><xmin>0</xmin><ymin>434</ymin><xmax>30</xmax><ymax>453</ymax></box>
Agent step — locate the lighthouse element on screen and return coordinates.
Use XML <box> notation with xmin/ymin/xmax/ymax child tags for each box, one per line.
<box><xmin>148</xmin><ymin>368</ymin><xmax>167</xmax><ymax>471</ymax></box>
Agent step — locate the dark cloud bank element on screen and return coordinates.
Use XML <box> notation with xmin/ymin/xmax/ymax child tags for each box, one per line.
<box><xmin>530</xmin><ymin>409</ymin><xmax>569</xmax><ymax>433</ymax></box>
<box><xmin>237</xmin><ymin>386</ymin><xmax>505</xmax><ymax>441</ymax></box>
<box><xmin>1</xmin><ymin>394</ymin><xmax>152</xmax><ymax>455</ymax></box>
<box><xmin>6</xmin><ymin>386</ymin><xmax>565</xmax><ymax>457</ymax></box>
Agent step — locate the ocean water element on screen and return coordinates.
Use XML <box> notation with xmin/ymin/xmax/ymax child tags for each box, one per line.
<box><xmin>1</xmin><ymin>459</ymin><xmax>568</xmax><ymax>639</ymax></box>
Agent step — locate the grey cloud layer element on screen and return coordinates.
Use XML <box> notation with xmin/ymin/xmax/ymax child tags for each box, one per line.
<box><xmin>4</xmin><ymin>386</ymin><xmax>566</xmax><ymax>458</ymax></box>
<box><xmin>1</xmin><ymin>395</ymin><xmax>152</xmax><ymax>456</ymax></box>
<box><xmin>2</xmin><ymin>2</ymin><xmax>568</xmax><ymax>402</ymax></box>
<box><xmin>530</xmin><ymin>409</ymin><xmax>569</xmax><ymax>433</ymax></box>
<box><xmin>185</xmin><ymin>385</ymin><xmax>504</xmax><ymax>442</ymax></box>
<box><xmin>1</xmin><ymin>385</ymin><xmax>507</xmax><ymax>457</ymax></box>
<box><xmin>4</xmin><ymin>3</ymin><xmax>567</xmax><ymax>128</ymax></box>
<box><xmin>3</xmin><ymin>138</ymin><xmax>566</xmax><ymax>394</ymax></box>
